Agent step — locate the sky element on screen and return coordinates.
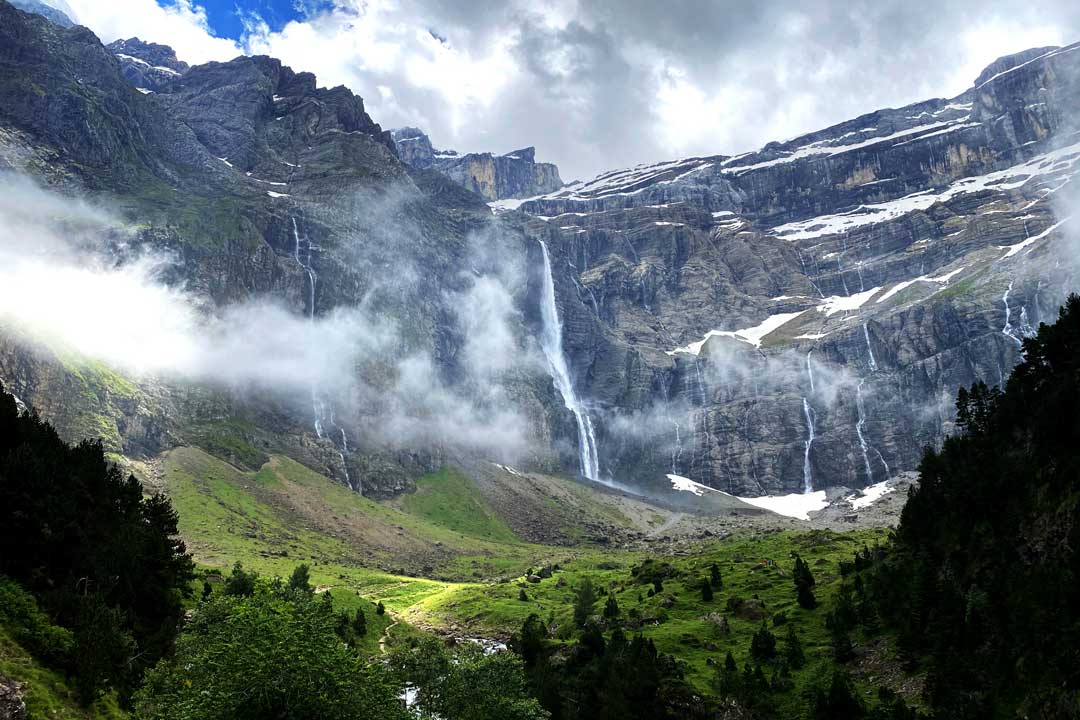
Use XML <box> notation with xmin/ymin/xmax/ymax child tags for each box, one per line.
<box><xmin>50</xmin><ymin>0</ymin><xmax>1080</xmax><ymax>181</ymax></box>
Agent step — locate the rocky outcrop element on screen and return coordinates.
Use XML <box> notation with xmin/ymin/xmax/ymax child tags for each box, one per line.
<box><xmin>391</xmin><ymin>127</ymin><xmax>563</xmax><ymax>200</ymax></box>
<box><xmin>0</xmin><ymin>674</ymin><xmax>27</xmax><ymax>720</ymax></box>
<box><xmin>0</xmin><ymin>0</ymin><xmax>556</xmax><ymax>498</ymax></box>
<box><xmin>506</xmin><ymin>42</ymin><xmax>1080</xmax><ymax>495</ymax></box>
<box><xmin>8</xmin><ymin>0</ymin><xmax>71</xmax><ymax>27</ymax></box>
<box><xmin>107</xmin><ymin>37</ymin><xmax>189</xmax><ymax>92</ymax></box>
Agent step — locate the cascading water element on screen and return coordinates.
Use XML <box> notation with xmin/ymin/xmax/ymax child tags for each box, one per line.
<box><xmin>863</xmin><ymin>324</ymin><xmax>877</xmax><ymax>372</ymax></box>
<box><xmin>801</xmin><ymin>398</ymin><xmax>816</xmax><ymax>493</ymax></box>
<box><xmin>537</xmin><ymin>240</ymin><xmax>601</xmax><ymax>482</ymax></box>
<box><xmin>1002</xmin><ymin>280</ymin><xmax>1024</xmax><ymax>348</ymax></box>
<box><xmin>293</xmin><ymin>216</ymin><xmax>354</xmax><ymax>491</ymax></box>
<box><xmin>855</xmin><ymin>380</ymin><xmax>875</xmax><ymax>484</ymax></box>
<box><xmin>671</xmin><ymin>419</ymin><xmax>682</xmax><ymax>475</ymax></box>
<box><xmin>802</xmin><ymin>350</ymin><xmax>817</xmax><ymax>493</ymax></box>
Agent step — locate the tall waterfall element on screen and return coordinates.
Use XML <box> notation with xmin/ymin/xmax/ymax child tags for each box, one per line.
<box><xmin>855</xmin><ymin>379</ymin><xmax>875</xmax><ymax>484</ymax></box>
<box><xmin>1002</xmin><ymin>280</ymin><xmax>1024</xmax><ymax>348</ymax></box>
<box><xmin>538</xmin><ymin>241</ymin><xmax>601</xmax><ymax>482</ymax></box>
<box><xmin>801</xmin><ymin>398</ymin><xmax>816</xmax><ymax>493</ymax></box>
<box><xmin>863</xmin><ymin>324</ymin><xmax>877</xmax><ymax>372</ymax></box>
<box><xmin>293</xmin><ymin>217</ymin><xmax>355</xmax><ymax>492</ymax></box>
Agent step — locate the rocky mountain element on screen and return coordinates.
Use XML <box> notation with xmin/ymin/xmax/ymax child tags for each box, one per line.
<box><xmin>7</xmin><ymin>0</ymin><xmax>71</xmax><ymax>27</ymax></box>
<box><xmin>1</xmin><ymin>0</ymin><xmax>1079</xmax><ymax>501</ymax></box>
<box><xmin>107</xmin><ymin>37</ymin><xmax>189</xmax><ymax>92</ymax></box>
<box><xmin>503</xmin><ymin>42</ymin><xmax>1080</xmax><ymax>495</ymax></box>
<box><xmin>391</xmin><ymin>126</ymin><xmax>563</xmax><ymax>200</ymax></box>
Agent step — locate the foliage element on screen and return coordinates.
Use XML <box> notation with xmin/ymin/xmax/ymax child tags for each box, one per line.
<box><xmin>134</xmin><ymin>583</ymin><xmax>406</xmax><ymax>720</ymax></box>
<box><xmin>861</xmin><ymin>295</ymin><xmax>1080</xmax><ymax>716</ymax></box>
<box><xmin>572</xmin><ymin>577</ymin><xmax>597</xmax><ymax>628</ymax></box>
<box><xmin>793</xmin><ymin>556</ymin><xmax>817</xmax><ymax>609</ymax></box>
<box><xmin>0</xmin><ymin>385</ymin><xmax>193</xmax><ymax>702</ymax></box>
<box><xmin>390</xmin><ymin>637</ymin><xmax>548</xmax><ymax>720</ymax></box>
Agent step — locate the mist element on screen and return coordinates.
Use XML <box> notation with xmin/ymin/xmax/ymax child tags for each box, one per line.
<box><xmin>0</xmin><ymin>172</ymin><xmax>536</xmax><ymax>461</ymax></box>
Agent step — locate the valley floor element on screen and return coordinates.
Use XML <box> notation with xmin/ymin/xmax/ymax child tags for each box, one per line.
<box><xmin>131</xmin><ymin>446</ymin><xmax>912</xmax><ymax>705</ymax></box>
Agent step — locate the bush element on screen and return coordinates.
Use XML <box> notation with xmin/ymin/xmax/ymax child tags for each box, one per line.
<box><xmin>134</xmin><ymin>586</ymin><xmax>406</xmax><ymax>720</ymax></box>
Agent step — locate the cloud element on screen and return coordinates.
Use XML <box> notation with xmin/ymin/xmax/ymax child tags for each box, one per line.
<box><xmin>62</xmin><ymin>0</ymin><xmax>242</xmax><ymax>64</ymax></box>
<box><xmin>0</xmin><ymin>172</ymin><xmax>535</xmax><ymax>461</ymax></box>
<box><xmin>47</xmin><ymin>1</ymin><xmax>1080</xmax><ymax>187</ymax></box>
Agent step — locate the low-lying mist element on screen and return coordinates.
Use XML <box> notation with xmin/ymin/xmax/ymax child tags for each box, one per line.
<box><xmin>0</xmin><ymin>172</ymin><xmax>539</xmax><ymax>462</ymax></box>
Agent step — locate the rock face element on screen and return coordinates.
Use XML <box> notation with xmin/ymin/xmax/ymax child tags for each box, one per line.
<box><xmin>505</xmin><ymin>42</ymin><xmax>1080</xmax><ymax>495</ymax></box>
<box><xmin>1</xmin><ymin>0</ymin><xmax>1079</xmax><ymax>501</ymax></box>
<box><xmin>0</xmin><ymin>674</ymin><xmax>27</xmax><ymax>720</ymax></box>
<box><xmin>0</xmin><ymin>0</ymin><xmax>557</xmax><ymax>498</ymax></box>
<box><xmin>8</xmin><ymin>0</ymin><xmax>72</xmax><ymax>27</ymax></box>
<box><xmin>107</xmin><ymin>37</ymin><xmax>189</xmax><ymax>92</ymax></box>
<box><xmin>391</xmin><ymin>126</ymin><xmax>563</xmax><ymax>200</ymax></box>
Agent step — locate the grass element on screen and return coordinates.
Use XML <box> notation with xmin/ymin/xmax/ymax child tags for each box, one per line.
<box><xmin>408</xmin><ymin>528</ymin><xmax>897</xmax><ymax>707</ymax></box>
<box><xmin>394</xmin><ymin>467</ymin><xmax>519</xmax><ymax>543</ymax></box>
<box><xmin>0</xmin><ymin>627</ymin><xmax>127</xmax><ymax>720</ymax></box>
<box><xmin>158</xmin><ymin>445</ymin><xmax>917</xmax><ymax>714</ymax></box>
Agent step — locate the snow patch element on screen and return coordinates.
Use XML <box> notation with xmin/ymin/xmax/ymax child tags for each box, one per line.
<box><xmin>266</xmin><ymin>191</ymin><xmax>290</xmax><ymax>198</ymax></box>
<box><xmin>850</xmin><ymin>480</ymin><xmax>896</xmax><ymax>510</ymax></box>
<box><xmin>737</xmin><ymin>491</ymin><xmax>829</xmax><ymax>520</ymax></box>
<box><xmin>818</xmin><ymin>287</ymin><xmax>881</xmax><ymax>316</ymax></box>
<box><xmin>667</xmin><ymin>474</ymin><xmax>715</xmax><ymax>496</ymax></box>
<box><xmin>666</xmin><ymin>311</ymin><xmax>805</xmax><ymax>355</ymax></box>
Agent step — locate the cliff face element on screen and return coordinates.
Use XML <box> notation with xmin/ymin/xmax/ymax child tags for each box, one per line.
<box><xmin>2</xmin><ymin>0</ymin><xmax>1079</xmax><ymax>500</ymax></box>
<box><xmin>391</xmin><ymin>127</ymin><xmax>564</xmax><ymax>200</ymax></box>
<box><xmin>0</xmin><ymin>1</ymin><xmax>560</xmax><ymax>498</ymax></box>
<box><xmin>507</xmin><ymin>43</ymin><xmax>1080</xmax><ymax>495</ymax></box>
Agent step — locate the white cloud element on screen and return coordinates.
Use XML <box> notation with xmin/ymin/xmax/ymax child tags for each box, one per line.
<box><xmin>50</xmin><ymin>0</ymin><xmax>1080</xmax><ymax>180</ymax></box>
<box><xmin>62</xmin><ymin>0</ymin><xmax>241</xmax><ymax>64</ymax></box>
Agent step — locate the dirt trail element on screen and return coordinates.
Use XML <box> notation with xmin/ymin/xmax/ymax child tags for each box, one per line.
<box><xmin>378</xmin><ymin>620</ymin><xmax>399</xmax><ymax>654</ymax></box>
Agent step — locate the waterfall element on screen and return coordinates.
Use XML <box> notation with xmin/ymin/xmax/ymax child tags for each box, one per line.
<box><xmin>671</xmin><ymin>419</ymin><xmax>682</xmax><ymax>475</ymax></box>
<box><xmin>855</xmin><ymin>379</ymin><xmax>889</xmax><ymax>487</ymax></box>
<box><xmin>1002</xmin><ymin>280</ymin><xmax>1024</xmax><ymax>348</ymax></box>
<box><xmin>292</xmin><ymin>217</ymin><xmax>325</xmax><ymax>438</ymax></box>
<box><xmin>293</xmin><ymin>216</ymin><xmax>355</xmax><ymax>492</ymax></box>
<box><xmin>538</xmin><ymin>241</ymin><xmax>601</xmax><ymax>482</ymax></box>
<box><xmin>863</xmin><ymin>323</ymin><xmax>877</xmax><ymax>372</ymax></box>
<box><xmin>806</xmin><ymin>350</ymin><xmax>815</xmax><ymax>394</ymax></box>
<box><xmin>802</xmin><ymin>398</ymin><xmax>816</xmax><ymax>493</ymax></box>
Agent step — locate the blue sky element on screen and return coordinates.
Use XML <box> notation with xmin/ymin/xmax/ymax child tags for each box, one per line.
<box><xmin>180</xmin><ymin>0</ymin><xmax>332</xmax><ymax>39</ymax></box>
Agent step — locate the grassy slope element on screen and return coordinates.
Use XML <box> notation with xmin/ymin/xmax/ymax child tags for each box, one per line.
<box><xmin>410</xmin><ymin>528</ymin><xmax>897</xmax><ymax>712</ymax></box>
<box><xmin>162</xmin><ymin>446</ymin><xmax>915</xmax><ymax>714</ymax></box>
<box><xmin>391</xmin><ymin>467</ymin><xmax>518</xmax><ymax>543</ymax></box>
<box><xmin>0</xmin><ymin>628</ymin><xmax>126</xmax><ymax>720</ymax></box>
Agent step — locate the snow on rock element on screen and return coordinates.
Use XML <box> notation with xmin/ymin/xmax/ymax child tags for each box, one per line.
<box><xmin>667</xmin><ymin>474</ymin><xmax>716</xmax><ymax>496</ymax></box>
<box><xmin>876</xmin><ymin>267</ymin><xmax>964</xmax><ymax>304</ymax></box>
<box><xmin>818</xmin><ymin>287</ymin><xmax>881</xmax><ymax>316</ymax></box>
<box><xmin>770</xmin><ymin>140</ymin><xmax>1080</xmax><ymax>240</ymax></box>
<box><xmin>666</xmin><ymin>311</ymin><xmax>805</xmax><ymax>355</ymax></box>
<box><xmin>999</xmin><ymin>217</ymin><xmax>1072</xmax><ymax>258</ymax></box>
<box><xmin>737</xmin><ymin>491</ymin><xmax>829</xmax><ymax>520</ymax></box>
<box><xmin>850</xmin><ymin>480</ymin><xmax>896</xmax><ymax>510</ymax></box>
<box><xmin>266</xmin><ymin>191</ymin><xmax>290</xmax><ymax>198</ymax></box>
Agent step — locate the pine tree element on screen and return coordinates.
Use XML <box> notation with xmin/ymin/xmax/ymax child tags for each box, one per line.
<box><xmin>603</xmin><ymin>594</ymin><xmax>620</xmax><ymax>619</ymax></box>
<box><xmin>352</xmin><ymin>608</ymin><xmax>367</xmax><ymax>637</ymax></box>
<box><xmin>710</xmin><ymin>562</ymin><xmax>722</xmax><ymax>590</ymax></box>
<box><xmin>750</xmin><ymin>622</ymin><xmax>777</xmax><ymax>662</ymax></box>
<box><xmin>376</xmin><ymin>601</ymin><xmax>385</xmax><ymax>616</ymax></box>
<box><xmin>519</xmin><ymin>588</ymin><xmax>529</xmax><ymax>601</ymax></box>
<box><xmin>223</xmin><ymin>562</ymin><xmax>257</xmax><ymax>597</ymax></box>
<box><xmin>701</xmin><ymin>578</ymin><xmax>714</xmax><ymax>602</ymax></box>
<box><xmin>794</xmin><ymin>555</ymin><xmax>817</xmax><ymax>609</ymax></box>
<box><xmin>573</xmin><ymin>577</ymin><xmax>597</xmax><ymax>628</ymax></box>
<box><xmin>782</xmin><ymin>625</ymin><xmax>805</xmax><ymax>668</ymax></box>
<box><xmin>287</xmin><ymin>564</ymin><xmax>312</xmax><ymax>593</ymax></box>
